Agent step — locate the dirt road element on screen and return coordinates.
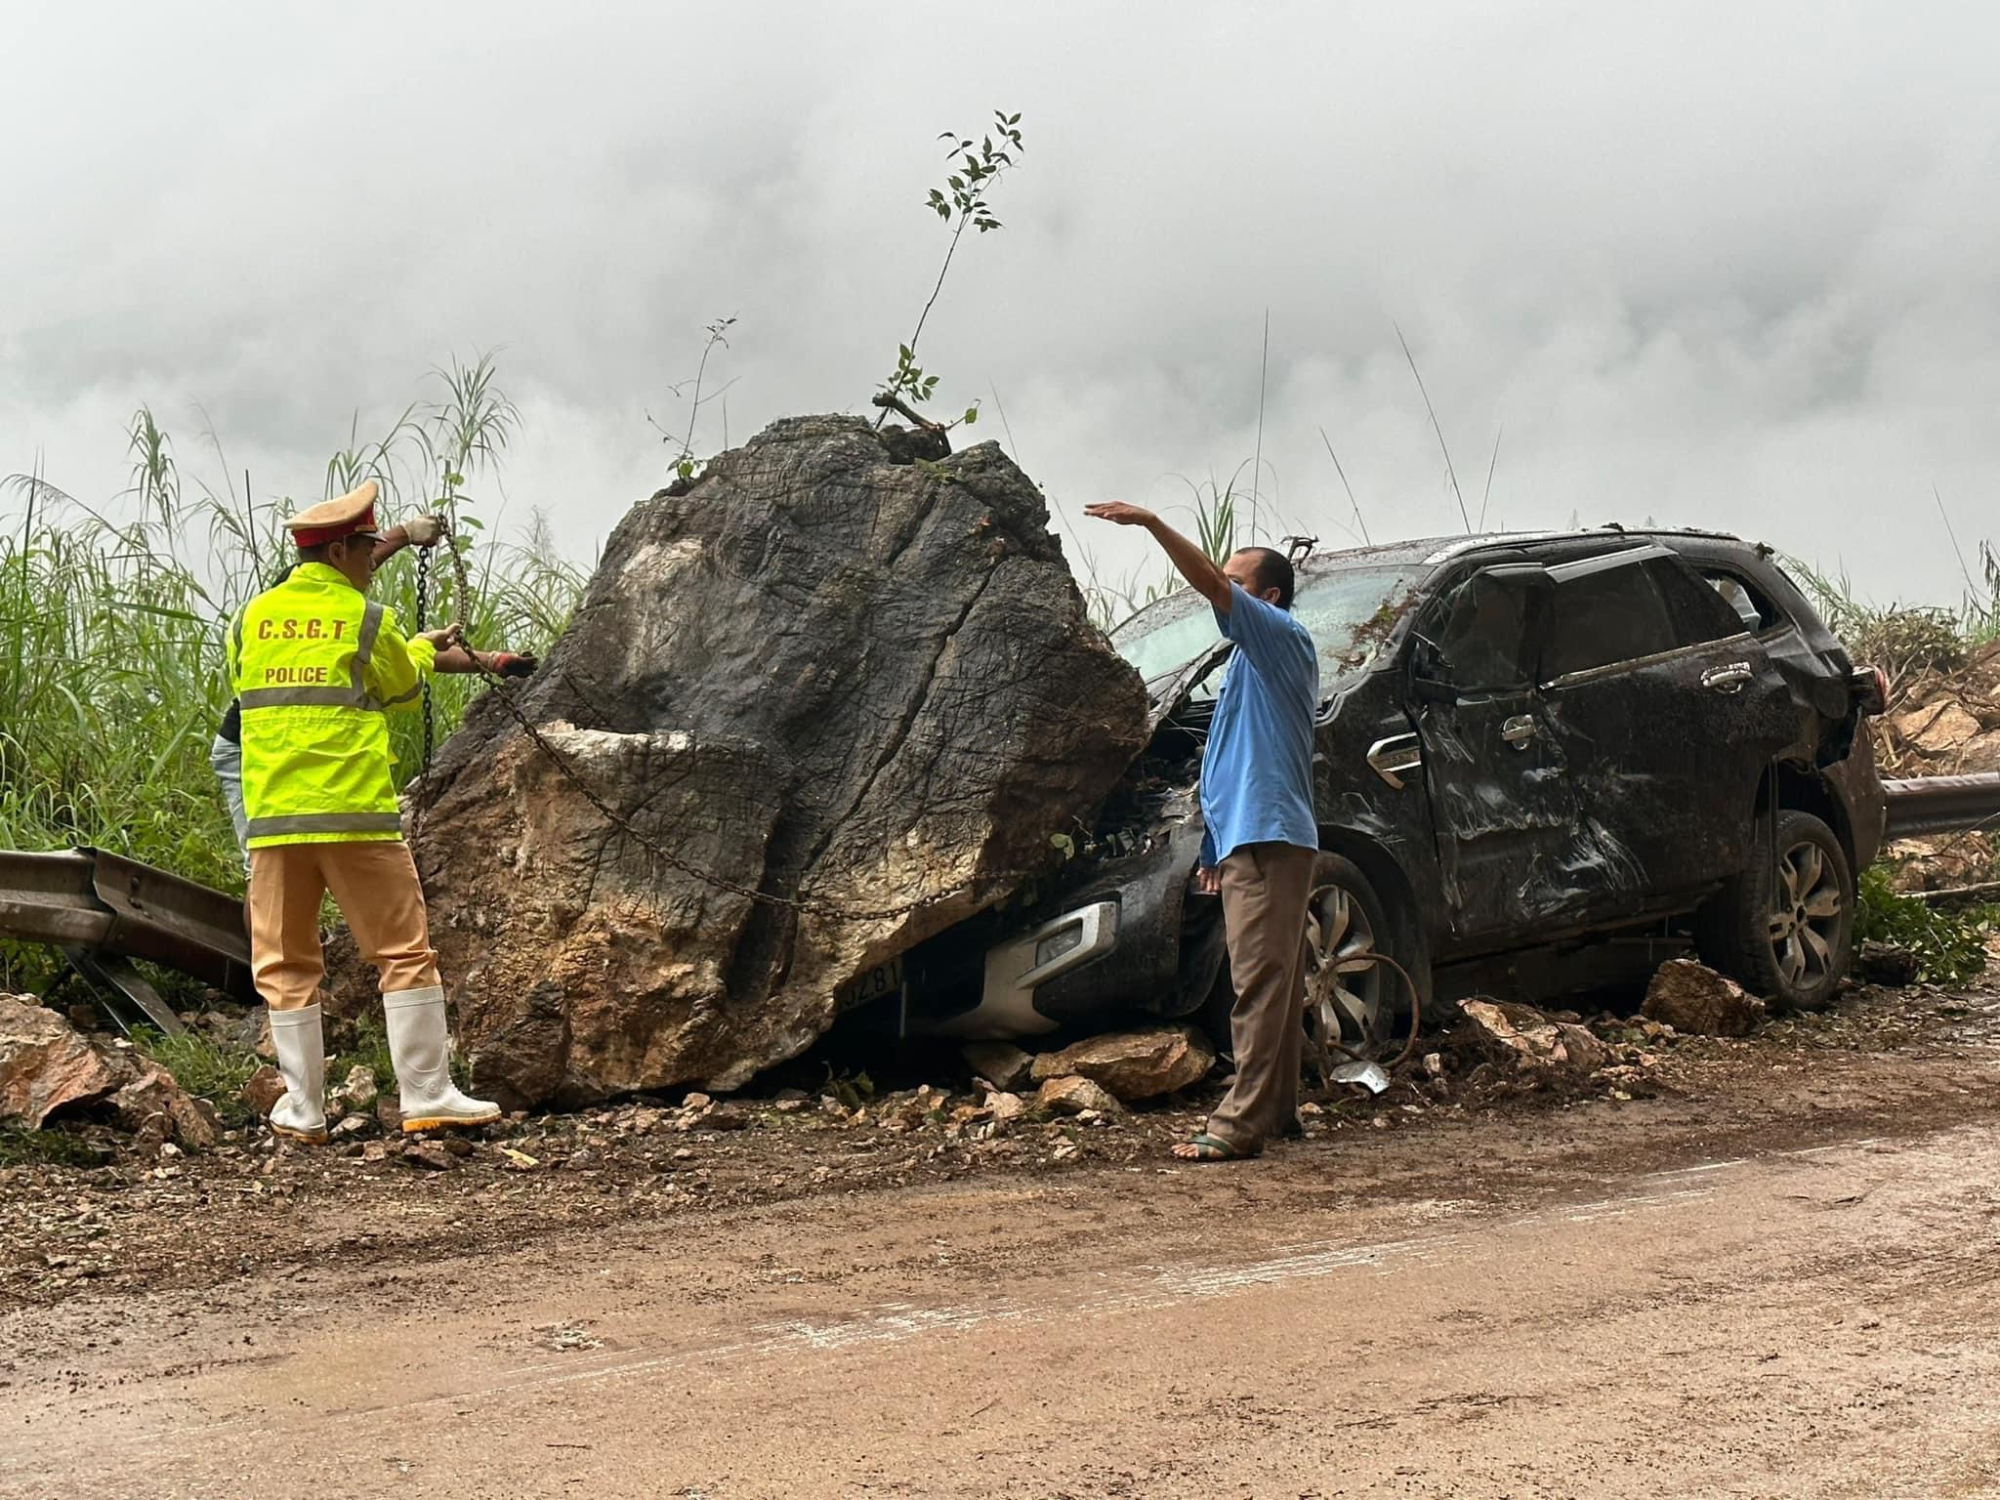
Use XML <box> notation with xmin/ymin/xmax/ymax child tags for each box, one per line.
<box><xmin>6</xmin><ymin>986</ymin><xmax>2000</xmax><ymax>1498</ymax></box>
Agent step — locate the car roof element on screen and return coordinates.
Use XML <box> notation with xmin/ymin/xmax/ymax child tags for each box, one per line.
<box><xmin>1291</xmin><ymin>526</ymin><xmax>1757</xmax><ymax>579</ymax></box>
<box><xmin>1108</xmin><ymin>526</ymin><xmax>1776</xmax><ymax>649</ymax></box>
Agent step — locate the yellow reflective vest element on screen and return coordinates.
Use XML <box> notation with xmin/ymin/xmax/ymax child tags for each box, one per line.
<box><xmin>226</xmin><ymin>563</ymin><xmax>437</xmax><ymax>848</ymax></box>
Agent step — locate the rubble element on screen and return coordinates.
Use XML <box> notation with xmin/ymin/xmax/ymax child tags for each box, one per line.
<box><xmin>331</xmin><ymin>1066</ymin><xmax>379</xmax><ymax>1113</ymax></box>
<box><xmin>1642</xmin><ymin>959</ymin><xmax>1766</xmax><ymax>1037</ymax></box>
<box><xmin>962</xmin><ymin>1041</ymin><xmax>1034</xmax><ymax>1092</ymax></box>
<box><xmin>986</xmin><ymin>1090</ymin><xmax>1030</xmax><ymax>1126</ymax></box>
<box><xmin>3</xmin><ymin>974</ymin><xmax>1991</xmax><ymax>1310</ymax></box>
<box><xmin>0</xmin><ymin>995</ymin><xmax>216</xmax><ymax>1149</ymax></box>
<box><xmin>1</xmin><ymin>995</ymin><xmax>124</xmax><ymax>1128</ymax></box>
<box><xmin>1874</xmin><ymin>641</ymin><xmax>2000</xmax><ymax>777</ymax></box>
<box><xmin>111</xmin><ymin>1065</ymin><xmax>220</xmax><ymax>1151</ymax></box>
<box><xmin>1855</xmin><ymin>941</ymin><xmax>1922</xmax><ymax>989</ymax></box>
<box><xmin>1873</xmin><ymin>639</ymin><xmax>2000</xmax><ymax>893</ymax></box>
<box><xmin>1027</xmin><ymin>1025</ymin><xmax>1216</xmax><ymax>1101</ymax></box>
<box><xmin>241</xmin><ymin>1065</ymin><xmax>286</xmax><ymax>1116</ymax></box>
<box><xmin>1035</xmin><ymin>1076</ymin><xmax>1124</xmax><ymax>1116</ymax></box>
<box><xmin>1457</xmin><ymin>999</ymin><xmax>1612</xmax><ymax>1085</ymax></box>
<box><xmin>384</xmin><ymin>415</ymin><xmax>1149</xmax><ymax>1106</ymax></box>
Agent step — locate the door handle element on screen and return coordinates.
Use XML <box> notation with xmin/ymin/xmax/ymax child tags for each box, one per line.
<box><xmin>1702</xmin><ymin>662</ymin><xmax>1753</xmax><ymax>694</ymax></box>
<box><xmin>1500</xmin><ymin>715</ymin><xmax>1536</xmax><ymax>748</ymax></box>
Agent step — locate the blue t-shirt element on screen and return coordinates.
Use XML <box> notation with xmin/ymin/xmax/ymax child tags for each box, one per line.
<box><xmin>1199</xmin><ymin>583</ymin><xmax>1320</xmax><ymax>866</ymax></box>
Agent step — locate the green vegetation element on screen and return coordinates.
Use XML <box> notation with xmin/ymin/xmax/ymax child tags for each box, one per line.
<box><xmin>1788</xmin><ymin>542</ymin><xmax>2000</xmax><ymax>680</ymax></box>
<box><xmin>1855</xmin><ymin>866</ymin><xmax>1995</xmax><ymax>987</ymax></box>
<box><xmin>1075</xmin><ymin>476</ymin><xmax>1254</xmax><ymax>633</ymax></box>
<box><xmin>0</xmin><ymin>356</ymin><xmax>586</xmax><ymax>992</ymax></box>
<box><xmin>877</xmin><ymin>109</ymin><xmax>1024</xmax><ymax>428</ymax></box>
<box><xmin>0</xmin><ymin>1125</ymin><xmax>103</xmax><ymax>1168</ymax></box>
<box><xmin>131</xmin><ymin>1027</ymin><xmax>263</xmax><ymax>1127</ymax></box>
<box><xmin>330</xmin><ymin>1016</ymin><xmax>399</xmax><ymax>1094</ymax></box>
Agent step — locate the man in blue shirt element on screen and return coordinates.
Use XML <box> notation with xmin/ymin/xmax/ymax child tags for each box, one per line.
<box><xmin>1087</xmin><ymin>501</ymin><xmax>1319</xmax><ymax>1161</ymax></box>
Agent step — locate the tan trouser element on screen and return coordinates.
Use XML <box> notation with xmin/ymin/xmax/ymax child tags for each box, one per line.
<box><xmin>1206</xmin><ymin>841</ymin><xmax>1317</xmax><ymax>1154</ymax></box>
<box><xmin>248</xmin><ymin>841</ymin><xmax>440</xmax><ymax>1011</ymax></box>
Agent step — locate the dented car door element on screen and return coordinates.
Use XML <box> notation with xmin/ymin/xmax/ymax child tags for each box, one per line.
<box><xmin>1537</xmin><ymin>547</ymin><xmax>1799</xmax><ymax>912</ymax></box>
<box><xmin>1412</xmin><ymin>565</ymin><xmax>1592</xmax><ymax>944</ymax></box>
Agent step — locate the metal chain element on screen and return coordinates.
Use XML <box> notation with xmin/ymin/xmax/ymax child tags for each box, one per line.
<box><xmin>414</xmin><ymin>546</ymin><xmax>435</xmax><ymax>776</ymax></box>
<box><xmin>424</xmin><ymin>524</ymin><xmax>1042</xmax><ymax>925</ymax></box>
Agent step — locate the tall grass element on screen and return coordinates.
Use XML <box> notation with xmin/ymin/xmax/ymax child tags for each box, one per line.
<box><xmin>0</xmin><ymin>357</ymin><xmax>587</xmax><ymax>919</ymax></box>
<box><xmin>1786</xmin><ymin>546</ymin><xmax>2000</xmax><ymax>691</ymax></box>
<box><xmin>1074</xmin><ymin>468</ymin><xmax>1255</xmax><ymax>633</ymax></box>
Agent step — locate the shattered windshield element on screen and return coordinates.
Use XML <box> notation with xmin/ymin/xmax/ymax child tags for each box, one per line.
<box><xmin>1109</xmin><ymin>563</ymin><xmax>1426</xmax><ymax>687</ymax></box>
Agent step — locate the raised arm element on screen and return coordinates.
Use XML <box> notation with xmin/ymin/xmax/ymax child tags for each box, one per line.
<box><xmin>1083</xmin><ymin>502</ymin><xmax>1233</xmax><ymax>612</ymax></box>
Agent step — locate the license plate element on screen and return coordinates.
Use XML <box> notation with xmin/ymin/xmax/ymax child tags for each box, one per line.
<box><xmin>850</xmin><ymin>955</ymin><xmax>905</xmax><ymax>1006</ymax></box>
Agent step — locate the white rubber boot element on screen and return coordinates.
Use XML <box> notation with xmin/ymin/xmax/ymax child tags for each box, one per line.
<box><xmin>384</xmin><ymin>986</ymin><xmax>500</xmax><ymax>1131</ymax></box>
<box><xmin>267</xmin><ymin>1003</ymin><xmax>328</xmax><ymax>1144</ymax></box>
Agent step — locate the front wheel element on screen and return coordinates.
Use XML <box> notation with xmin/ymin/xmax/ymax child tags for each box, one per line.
<box><xmin>1300</xmin><ymin>851</ymin><xmax>1414</xmax><ymax>1068</ymax></box>
<box><xmin>1697</xmin><ymin>809</ymin><xmax>1854</xmax><ymax>1012</ymax></box>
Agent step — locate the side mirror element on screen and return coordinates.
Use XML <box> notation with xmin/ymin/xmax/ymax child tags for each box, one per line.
<box><xmin>1407</xmin><ymin>636</ymin><xmax>1458</xmax><ymax>705</ymax></box>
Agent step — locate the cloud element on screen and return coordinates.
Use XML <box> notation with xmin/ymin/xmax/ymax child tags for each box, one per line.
<box><xmin>3</xmin><ymin>0</ymin><xmax>1995</xmax><ymax>608</ymax></box>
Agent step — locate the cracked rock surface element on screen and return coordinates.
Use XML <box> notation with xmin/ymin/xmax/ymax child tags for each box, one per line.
<box><xmin>366</xmin><ymin>415</ymin><xmax>1148</xmax><ymax>1105</ymax></box>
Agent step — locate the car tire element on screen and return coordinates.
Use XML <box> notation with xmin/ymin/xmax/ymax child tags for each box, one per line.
<box><xmin>1300</xmin><ymin>852</ymin><xmax>1411</xmax><ymax>1064</ymax></box>
<box><xmin>1697</xmin><ymin>809</ymin><xmax>1854</xmax><ymax>1012</ymax></box>
<box><xmin>1199</xmin><ymin>851</ymin><xmax>1420</xmax><ymax>1064</ymax></box>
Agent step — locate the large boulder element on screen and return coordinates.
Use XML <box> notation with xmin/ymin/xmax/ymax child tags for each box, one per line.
<box><xmin>1028</xmin><ymin>1025</ymin><xmax>1217</xmax><ymax>1101</ymax></box>
<box><xmin>399</xmin><ymin>415</ymin><xmax>1150</xmax><ymax>1104</ymax></box>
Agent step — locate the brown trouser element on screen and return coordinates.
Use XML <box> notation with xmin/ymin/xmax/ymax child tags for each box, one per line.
<box><xmin>248</xmin><ymin>841</ymin><xmax>440</xmax><ymax>1011</ymax></box>
<box><xmin>1206</xmin><ymin>841</ymin><xmax>1317</xmax><ymax>1154</ymax></box>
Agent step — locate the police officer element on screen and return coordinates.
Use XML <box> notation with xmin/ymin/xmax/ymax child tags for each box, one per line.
<box><xmin>210</xmin><ymin>516</ymin><xmax>440</xmax><ymax>881</ymax></box>
<box><xmin>230</xmin><ymin>480</ymin><xmax>531</xmax><ymax>1142</ymax></box>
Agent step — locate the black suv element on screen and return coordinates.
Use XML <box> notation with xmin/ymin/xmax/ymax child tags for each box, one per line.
<box><xmin>895</xmin><ymin>530</ymin><xmax>1887</xmax><ymax>1053</ymax></box>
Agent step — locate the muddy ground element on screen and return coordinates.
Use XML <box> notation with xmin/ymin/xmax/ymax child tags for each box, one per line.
<box><xmin>4</xmin><ymin>979</ymin><xmax>2000</xmax><ymax>1497</ymax></box>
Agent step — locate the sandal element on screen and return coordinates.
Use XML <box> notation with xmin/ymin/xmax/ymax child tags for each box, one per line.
<box><xmin>1172</xmin><ymin>1132</ymin><xmax>1260</xmax><ymax>1163</ymax></box>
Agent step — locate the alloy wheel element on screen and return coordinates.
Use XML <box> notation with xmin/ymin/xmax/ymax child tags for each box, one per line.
<box><xmin>1766</xmin><ymin>839</ymin><xmax>1845</xmax><ymax>990</ymax></box>
<box><xmin>1303</xmin><ymin>880</ymin><xmax>1389</xmax><ymax>1059</ymax></box>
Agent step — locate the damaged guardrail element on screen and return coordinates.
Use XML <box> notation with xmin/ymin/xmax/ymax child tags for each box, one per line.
<box><xmin>0</xmin><ymin>848</ymin><xmax>254</xmax><ymax>1034</ymax></box>
<box><xmin>1881</xmin><ymin>773</ymin><xmax>2000</xmax><ymax>842</ymax></box>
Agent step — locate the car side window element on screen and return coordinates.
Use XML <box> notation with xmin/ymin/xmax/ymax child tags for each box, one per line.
<box><xmin>1541</xmin><ymin>555</ymin><xmax>1679</xmax><ymax>680</ymax></box>
<box><xmin>1431</xmin><ymin>570</ymin><xmax>1536</xmax><ymax>692</ymax></box>
<box><xmin>1701</xmin><ymin>570</ymin><xmax>1782</xmax><ymax>633</ymax></box>
<box><xmin>1651</xmin><ymin>559</ymin><xmax>1754</xmax><ymax>647</ymax></box>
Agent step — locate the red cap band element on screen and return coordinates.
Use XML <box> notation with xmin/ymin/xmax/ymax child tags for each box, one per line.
<box><xmin>293</xmin><ymin>503</ymin><xmax>379</xmax><ymax>549</ymax></box>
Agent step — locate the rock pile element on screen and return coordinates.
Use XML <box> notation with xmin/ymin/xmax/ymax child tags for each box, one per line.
<box><xmin>0</xmin><ymin>995</ymin><xmax>218</xmax><ymax>1150</ymax></box>
<box><xmin>1874</xmin><ymin>639</ymin><xmax>2000</xmax><ymax>778</ymax></box>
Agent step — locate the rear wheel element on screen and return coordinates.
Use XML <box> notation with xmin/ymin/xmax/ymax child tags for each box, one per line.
<box><xmin>1697</xmin><ymin>809</ymin><xmax>1854</xmax><ymax>1012</ymax></box>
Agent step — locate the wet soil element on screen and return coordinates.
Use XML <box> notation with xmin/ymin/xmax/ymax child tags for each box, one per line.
<box><xmin>4</xmin><ymin>979</ymin><xmax>1999</xmax><ymax>1497</ymax></box>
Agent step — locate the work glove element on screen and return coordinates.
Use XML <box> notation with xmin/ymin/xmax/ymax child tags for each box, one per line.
<box><xmin>490</xmin><ymin>652</ymin><xmax>539</xmax><ymax>679</ymax></box>
<box><xmin>403</xmin><ymin>514</ymin><xmax>444</xmax><ymax>546</ymax></box>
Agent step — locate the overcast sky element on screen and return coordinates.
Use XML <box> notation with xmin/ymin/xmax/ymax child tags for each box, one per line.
<box><xmin>4</xmin><ymin>1</ymin><xmax>1995</xmax><ymax>608</ymax></box>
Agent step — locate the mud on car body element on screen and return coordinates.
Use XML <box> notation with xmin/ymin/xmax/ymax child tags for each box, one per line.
<box><xmin>880</xmin><ymin>530</ymin><xmax>1888</xmax><ymax>1053</ymax></box>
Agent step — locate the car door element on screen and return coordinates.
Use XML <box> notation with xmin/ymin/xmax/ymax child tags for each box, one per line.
<box><xmin>1536</xmin><ymin>546</ymin><xmax>1800</xmax><ymax>913</ymax></box>
<box><xmin>1410</xmin><ymin>563</ymin><xmax>1593</xmax><ymax>946</ymax></box>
